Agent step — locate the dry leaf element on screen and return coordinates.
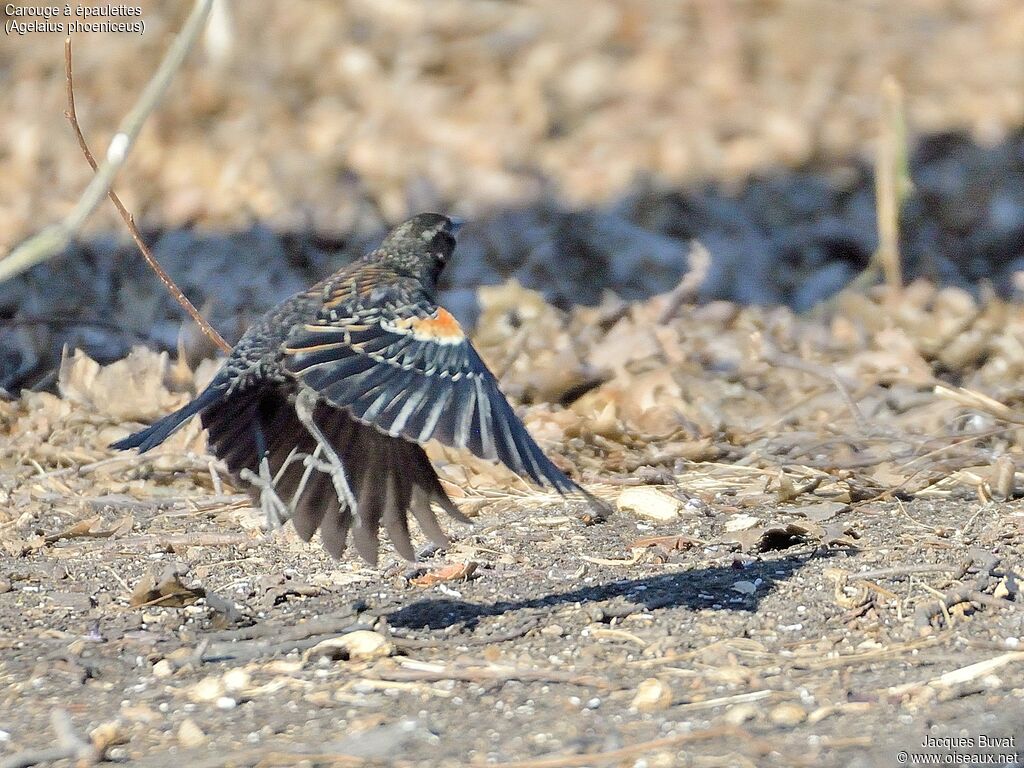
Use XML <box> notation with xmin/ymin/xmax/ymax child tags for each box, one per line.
<box><xmin>36</xmin><ymin>514</ymin><xmax>134</xmax><ymax>548</ymax></box>
<box><xmin>130</xmin><ymin>565</ymin><xmax>205</xmax><ymax>608</ymax></box>
<box><xmin>411</xmin><ymin>561</ymin><xmax>478</xmax><ymax>587</ymax></box>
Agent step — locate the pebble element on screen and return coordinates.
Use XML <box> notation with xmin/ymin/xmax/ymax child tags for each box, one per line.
<box><xmin>769</xmin><ymin>702</ymin><xmax>807</xmax><ymax>727</ymax></box>
<box><xmin>616</xmin><ymin>487</ymin><xmax>683</xmax><ymax>521</ymax></box>
<box><xmin>630</xmin><ymin>678</ymin><xmax>673</xmax><ymax>712</ymax></box>
<box><xmin>178</xmin><ymin>718</ymin><xmax>206</xmax><ymax>747</ymax></box>
<box><xmin>304</xmin><ymin>630</ymin><xmax>394</xmax><ymax>662</ymax></box>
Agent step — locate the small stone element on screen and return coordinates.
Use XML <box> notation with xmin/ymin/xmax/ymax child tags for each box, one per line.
<box><xmin>540</xmin><ymin>624</ymin><xmax>564</xmax><ymax>638</ymax></box>
<box><xmin>188</xmin><ymin>675</ymin><xmax>225</xmax><ymax>703</ymax></box>
<box><xmin>630</xmin><ymin>678</ymin><xmax>673</xmax><ymax>712</ymax></box>
<box><xmin>120</xmin><ymin>703</ymin><xmax>158</xmax><ymax>723</ymax></box>
<box><xmin>769</xmin><ymin>702</ymin><xmax>806</xmax><ymax>727</ymax></box>
<box><xmin>731</xmin><ymin>580</ymin><xmax>757</xmax><ymax>595</ymax></box>
<box><xmin>723</xmin><ymin>702</ymin><xmax>759</xmax><ymax>725</ymax></box>
<box><xmin>304</xmin><ymin>630</ymin><xmax>394</xmax><ymax>662</ymax></box>
<box><xmin>583</xmin><ymin>605</ymin><xmax>605</xmax><ymax>622</ymax></box>
<box><xmin>616</xmin><ymin>487</ymin><xmax>683</xmax><ymax>521</ymax></box>
<box><xmin>165</xmin><ymin>647</ymin><xmax>194</xmax><ymax>665</ymax></box>
<box><xmin>152</xmin><ymin>660</ymin><xmax>173</xmax><ymax>678</ymax></box>
<box><xmin>90</xmin><ymin>721</ymin><xmax>127</xmax><ymax>754</ymax></box>
<box><xmin>725</xmin><ymin>514</ymin><xmax>760</xmax><ymax>532</ymax></box>
<box><xmin>178</xmin><ymin>718</ymin><xmax>206</xmax><ymax>748</ymax></box>
<box><xmin>222</xmin><ymin>668</ymin><xmax>250</xmax><ymax>693</ymax></box>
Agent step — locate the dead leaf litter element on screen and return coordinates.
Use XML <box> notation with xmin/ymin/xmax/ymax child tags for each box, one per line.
<box><xmin>2</xmin><ymin>281</ymin><xmax>1024</xmax><ymax>765</ymax></box>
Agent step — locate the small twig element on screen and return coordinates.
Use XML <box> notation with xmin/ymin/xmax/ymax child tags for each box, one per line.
<box><xmin>850</xmin><ymin>563</ymin><xmax>967</xmax><ymax>582</ymax></box>
<box><xmin>131</xmin><ymin>747</ymin><xmax>368</xmax><ymax>768</ymax></box>
<box><xmin>107</xmin><ymin>532</ymin><xmax>251</xmax><ymax>552</ymax></box>
<box><xmin>857</xmin><ymin>427</ymin><xmax>1013</xmax><ymax>504</ymax></box>
<box><xmin>873</xmin><ymin>75</ymin><xmax>910</xmax><ymax>291</ymax></box>
<box><xmin>762</xmin><ymin>348</ymin><xmax>871</xmax><ymax>433</ymax></box>
<box><xmin>0</xmin><ymin>709</ymin><xmax>98</xmax><ymax>768</ymax></box>
<box><xmin>888</xmin><ymin>652</ymin><xmax>1024</xmax><ymax>697</ymax></box>
<box><xmin>62</xmin><ymin>35</ymin><xmax>230</xmax><ymax>354</ymax></box>
<box><xmin>389</xmin><ymin>619</ymin><xmax>542</xmax><ymax>650</ymax></box>
<box><xmin>845</xmin><ymin>75</ymin><xmax>911</xmax><ymax>295</ymax></box>
<box><xmin>208</xmin><ymin>459</ymin><xmax>224</xmax><ymax>495</ymax></box>
<box><xmin>201</xmin><ymin>626</ymin><xmax>374</xmax><ymax>663</ymax></box>
<box><xmin>914</xmin><ymin>587</ymin><xmax>1016</xmax><ymax>630</ymax></box>
<box><xmin>491</xmin><ymin>325</ymin><xmax>531</xmax><ymax>384</ymax></box>
<box><xmin>913</xmin><ymin>553</ymin><xmax>1013</xmax><ymax>630</ymax></box>
<box><xmin>934</xmin><ymin>384</ymin><xmax>1024</xmax><ymax>426</ymax></box>
<box><xmin>199</xmin><ymin>610</ymin><xmax>368</xmax><ymax>662</ymax></box>
<box><xmin>671</xmin><ymin>688</ymin><xmax>776</xmax><ymax>713</ymax></box>
<box><xmin>658</xmin><ymin>240</ymin><xmax>711</xmax><ymax>324</ymax></box>
<box><xmin>375</xmin><ymin>660</ymin><xmax>612</xmax><ymax>690</ymax></box>
<box><xmin>202</xmin><ymin>617</ymin><xmax>338</xmax><ymax>644</ymax></box>
<box><xmin>489</xmin><ymin>726</ymin><xmax>752</xmax><ymax>768</ymax></box>
<box><xmin>0</xmin><ymin>0</ymin><xmax>215</xmax><ymax>284</ymax></box>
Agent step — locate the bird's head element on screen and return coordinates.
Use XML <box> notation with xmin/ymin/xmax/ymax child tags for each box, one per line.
<box><xmin>371</xmin><ymin>213</ymin><xmax>462</xmax><ymax>284</ymax></box>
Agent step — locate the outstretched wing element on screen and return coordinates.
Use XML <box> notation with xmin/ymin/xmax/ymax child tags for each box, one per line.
<box><xmin>282</xmin><ymin>296</ymin><xmax>579</xmax><ymax>493</ymax></box>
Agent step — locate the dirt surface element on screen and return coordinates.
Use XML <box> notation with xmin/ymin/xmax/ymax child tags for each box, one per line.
<box><xmin>0</xmin><ymin>484</ymin><xmax>1021</xmax><ymax>767</ymax></box>
<box><xmin>3</xmin><ymin>278</ymin><xmax>1024</xmax><ymax>766</ymax></box>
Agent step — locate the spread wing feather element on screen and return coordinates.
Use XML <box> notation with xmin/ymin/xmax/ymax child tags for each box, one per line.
<box><xmin>198</xmin><ymin>386</ymin><xmax>463</xmax><ymax>564</ymax></box>
<box><xmin>284</xmin><ymin>300</ymin><xmax>580</xmax><ymax>494</ymax></box>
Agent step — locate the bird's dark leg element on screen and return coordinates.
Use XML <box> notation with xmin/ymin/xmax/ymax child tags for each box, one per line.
<box><xmin>288</xmin><ymin>443</ymin><xmax>321</xmax><ymax>509</ymax></box>
<box><xmin>294</xmin><ymin>388</ymin><xmax>358</xmax><ymax>512</ymax></box>
<box><xmin>238</xmin><ymin>420</ymin><xmax>291</xmax><ymax>529</ymax></box>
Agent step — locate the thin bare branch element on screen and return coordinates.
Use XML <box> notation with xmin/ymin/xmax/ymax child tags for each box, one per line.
<box><xmin>62</xmin><ymin>36</ymin><xmax>230</xmax><ymax>353</ymax></box>
<box><xmin>873</xmin><ymin>75</ymin><xmax>910</xmax><ymax>291</ymax></box>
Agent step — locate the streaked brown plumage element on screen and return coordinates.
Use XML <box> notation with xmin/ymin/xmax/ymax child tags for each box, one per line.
<box><xmin>112</xmin><ymin>214</ymin><xmax>605</xmax><ymax>564</ymax></box>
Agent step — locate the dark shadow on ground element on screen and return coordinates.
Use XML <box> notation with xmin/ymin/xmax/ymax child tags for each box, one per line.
<box><xmin>2</xmin><ymin>129</ymin><xmax>1023</xmax><ymax>391</ymax></box>
<box><xmin>385</xmin><ymin>550</ymin><xmax>826</xmax><ymax>630</ymax></box>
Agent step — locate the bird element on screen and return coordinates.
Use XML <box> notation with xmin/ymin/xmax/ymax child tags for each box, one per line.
<box><xmin>112</xmin><ymin>213</ymin><xmax>607</xmax><ymax>564</ymax></box>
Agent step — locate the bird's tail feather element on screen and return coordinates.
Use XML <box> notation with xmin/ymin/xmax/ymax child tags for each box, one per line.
<box><xmin>109</xmin><ymin>384</ymin><xmax>225</xmax><ymax>453</ymax></box>
<box><xmin>200</xmin><ymin>387</ymin><xmax>466</xmax><ymax>564</ymax></box>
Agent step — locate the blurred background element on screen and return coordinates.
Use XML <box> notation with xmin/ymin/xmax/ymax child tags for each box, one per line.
<box><xmin>2</xmin><ymin>0</ymin><xmax>1023</xmax><ymax>390</ymax></box>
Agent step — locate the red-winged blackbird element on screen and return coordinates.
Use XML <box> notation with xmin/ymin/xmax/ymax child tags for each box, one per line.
<box><xmin>113</xmin><ymin>213</ymin><xmax>605</xmax><ymax>564</ymax></box>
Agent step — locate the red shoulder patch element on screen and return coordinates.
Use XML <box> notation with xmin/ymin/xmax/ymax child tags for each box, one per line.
<box><xmin>389</xmin><ymin>308</ymin><xmax>465</xmax><ymax>345</ymax></box>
